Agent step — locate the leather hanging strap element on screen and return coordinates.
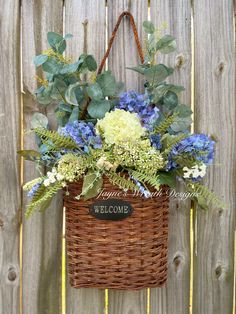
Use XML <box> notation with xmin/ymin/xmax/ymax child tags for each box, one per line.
<box><xmin>97</xmin><ymin>11</ymin><xmax>144</xmax><ymax>74</ymax></box>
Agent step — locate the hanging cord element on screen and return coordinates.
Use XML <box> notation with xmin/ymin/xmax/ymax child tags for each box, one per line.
<box><xmin>81</xmin><ymin>11</ymin><xmax>144</xmax><ymax>119</ymax></box>
<box><xmin>97</xmin><ymin>11</ymin><xmax>144</xmax><ymax>74</ymax></box>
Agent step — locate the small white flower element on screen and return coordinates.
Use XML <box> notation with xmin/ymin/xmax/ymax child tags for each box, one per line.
<box><xmin>183</xmin><ymin>171</ymin><xmax>191</xmax><ymax>179</ymax></box>
<box><xmin>56</xmin><ymin>173</ymin><xmax>64</xmax><ymax>181</ymax></box>
<box><xmin>51</xmin><ymin>167</ymin><xmax>57</xmax><ymax>174</ymax></box>
<box><xmin>44</xmin><ymin>179</ymin><xmax>51</xmax><ymax>187</ymax></box>
<box><xmin>61</xmin><ymin>182</ymin><xmax>67</xmax><ymax>187</ymax></box>
<box><xmin>183</xmin><ymin>163</ymin><xmax>207</xmax><ymax>179</ymax></box>
<box><xmin>49</xmin><ymin>177</ymin><xmax>56</xmax><ymax>183</ymax></box>
<box><xmin>96</xmin><ymin>156</ymin><xmax>107</xmax><ymax>168</ymax></box>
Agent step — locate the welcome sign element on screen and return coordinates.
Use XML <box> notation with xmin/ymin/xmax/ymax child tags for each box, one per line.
<box><xmin>89</xmin><ymin>198</ymin><xmax>133</xmax><ymax>221</ymax></box>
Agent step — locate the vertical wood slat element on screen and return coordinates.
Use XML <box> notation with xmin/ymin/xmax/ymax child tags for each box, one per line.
<box><xmin>193</xmin><ymin>1</ymin><xmax>236</xmax><ymax>313</ymax></box>
<box><xmin>107</xmin><ymin>1</ymin><xmax>148</xmax><ymax>313</ymax></box>
<box><xmin>22</xmin><ymin>1</ymin><xmax>64</xmax><ymax>313</ymax></box>
<box><xmin>0</xmin><ymin>1</ymin><xmax>20</xmax><ymax>313</ymax></box>
<box><xmin>64</xmin><ymin>1</ymin><xmax>106</xmax><ymax>313</ymax></box>
<box><xmin>150</xmin><ymin>1</ymin><xmax>192</xmax><ymax>313</ymax></box>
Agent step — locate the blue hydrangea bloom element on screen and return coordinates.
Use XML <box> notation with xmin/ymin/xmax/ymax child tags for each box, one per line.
<box><xmin>27</xmin><ymin>182</ymin><xmax>41</xmax><ymax>198</ymax></box>
<box><xmin>59</xmin><ymin>121</ymin><xmax>102</xmax><ymax>153</ymax></box>
<box><xmin>116</xmin><ymin>91</ymin><xmax>159</xmax><ymax>130</ymax></box>
<box><xmin>150</xmin><ymin>134</ymin><xmax>162</xmax><ymax>150</ymax></box>
<box><xmin>167</xmin><ymin>134</ymin><xmax>215</xmax><ymax>170</ymax></box>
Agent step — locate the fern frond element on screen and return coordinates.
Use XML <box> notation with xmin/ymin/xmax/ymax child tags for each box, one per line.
<box><xmin>129</xmin><ymin>170</ymin><xmax>160</xmax><ymax>189</ymax></box>
<box><xmin>173</xmin><ymin>155</ymin><xmax>197</xmax><ymax>168</ymax></box>
<box><xmin>34</xmin><ymin>128</ymin><xmax>78</xmax><ymax>150</ymax></box>
<box><xmin>163</xmin><ymin>133</ymin><xmax>188</xmax><ymax>156</ymax></box>
<box><xmin>186</xmin><ymin>182</ymin><xmax>226</xmax><ymax>209</ymax></box>
<box><xmin>26</xmin><ymin>182</ymin><xmax>62</xmax><ymax>218</ymax></box>
<box><xmin>106</xmin><ymin>172</ymin><xmax>138</xmax><ymax>192</ymax></box>
<box><xmin>153</xmin><ymin>114</ymin><xmax>176</xmax><ymax>134</ymax></box>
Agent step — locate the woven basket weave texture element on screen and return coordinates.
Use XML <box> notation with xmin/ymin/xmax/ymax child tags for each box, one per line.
<box><xmin>64</xmin><ymin>179</ymin><xmax>169</xmax><ymax>290</ymax></box>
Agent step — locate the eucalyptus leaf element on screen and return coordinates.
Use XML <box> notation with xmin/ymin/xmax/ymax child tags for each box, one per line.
<box><xmin>35</xmin><ymin>86</ymin><xmax>45</xmax><ymax>94</ymax></box>
<box><xmin>31</xmin><ymin>112</ymin><xmax>48</xmax><ymax>129</ymax></box>
<box><xmin>42</xmin><ymin>57</ymin><xmax>63</xmax><ymax>74</ymax></box>
<box><xmin>68</xmin><ymin>106</ymin><xmax>80</xmax><ymax>123</ymax></box>
<box><xmin>34</xmin><ymin>54</ymin><xmax>48</xmax><ymax>67</ymax></box>
<box><xmin>143</xmin><ymin>21</ymin><xmax>155</xmax><ymax>34</ymax></box>
<box><xmin>55</xmin><ymin>109</ymin><xmax>70</xmax><ymax>127</ymax></box>
<box><xmin>36</xmin><ymin>92</ymin><xmax>52</xmax><ymax>105</ymax></box>
<box><xmin>126</xmin><ymin>65</ymin><xmax>147</xmax><ymax>75</ymax></box>
<box><xmin>163</xmin><ymin>91</ymin><xmax>178</xmax><ymax>109</ymax></box>
<box><xmin>174</xmin><ymin>104</ymin><xmax>192</xmax><ymax>117</ymax></box>
<box><xmin>156</xmin><ymin>35</ymin><xmax>177</xmax><ymax>54</ymax></box>
<box><xmin>35</xmin><ymin>84</ymin><xmax>54</xmax><ymax>105</ymax></box>
<box><xmin>82</xmin><ymin>171</ymin><xmax>103</xmax><ymax>200</ymax></box>
<box><xmin>50</xmin><ymin>78</ymin><xmax>67</xmax><ymax>100</ymax></box>
<box><xmin>45</xmin><ymin>73</ymin><xmax>54</xmax><ymax>82</ymax></box>
<box><xmin>151</xmin><ymin>84</ymin><xmax>169</xmax><ymax>103</ymax></box>
<box><xmin>170</xmin><ymin>116</ymin><xmax>192</xmax><ymax>132</ymax></box>
<box><xmin>84</xmin><ymin>55</ymin><xmax>97</xmax><ymax>71</ymax></box>
<box><xmin>166</xmin><ymin>84</ymin><xmax>185</xmax><ymax>94</ymax></box>
<box><xmin>58</xmin><ymin>103</ymin><xmax>72</xmax><ymax>113</ymax></box>
<box><xmin>87</xmin><ymin>99</ymin><xmax>110</xmax><ymax>119</ymax></box>
<box><xmin>60</xmin><ymin>60</ymin><xmax>81</xmax><ymax>74</ymax></box>
<box><xmin>47</xmin><ymin>32</ymin><xmax>66</xmax><ymax>54</ymax></box>
<box><xmin>65</xmin><ymin>82</ymin><xmax>84</xmax><ymax>106</ymax></box>
<box><xmin>87</xmin><ymin>83</ymin><xmax>103</xmax><ymax>101</ymax></box>
<box><xmin>96</xmin><ymin>71</ymin><xmax>116</xmax><ymax>96</ymax></box>
<box><xmin>144</xmin><ymin>64</ymin><xmax>174</xmax><ymax>84</ymax></box>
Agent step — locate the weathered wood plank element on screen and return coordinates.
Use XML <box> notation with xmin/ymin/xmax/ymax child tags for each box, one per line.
<box><xmin>64</xmin><ymin>1</ymin><xmax>106</xmax><ymax>313</ymax></box>
<box><xmin>193</xmin><ymin>1</ymin><xmax>236</xmax><ymax>313</ymax></box>
<box><xmin>0</xmin><ymin>1</ymin><xmax>20</xmax><ymax>313</ymax></box>
<box><xmin>150</xmin><ymin>1</ymin><xmax>192</xmax><ymax>313</ymax></box>
<box><xmin>107</xmin><ymin>0</ymin><xmax>148</xmax><ymax>91</ymax></box>
<box><xmin>22</xmin><ymin>1</ymin><xmax>64</xmax><ymax>313</ymax></box>
<box><xmin>107</xmin><ymin>1</ymin><xmax>148</xmax><ymax>313</ymax></box>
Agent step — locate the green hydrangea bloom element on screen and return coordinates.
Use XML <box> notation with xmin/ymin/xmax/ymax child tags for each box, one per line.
<box><xmin>57</xmin><ymin>154</ymin><xmax>88</xmax><ymax>182</ymax></box>
<box><xmin>96</xmin><ymin>109</ymin><xmax>145</xmax><ymax>145</ymax></box>
<box><xmin>113</xmin><ymin>139</ymin><xmax>166</xmax><ymax>175</ymax></box>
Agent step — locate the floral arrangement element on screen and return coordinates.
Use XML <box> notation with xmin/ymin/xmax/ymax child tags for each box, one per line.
<box><xmin>19</xmin><ymin>21</ymin><xmax>224</xmax><ymax>217</ymax></box>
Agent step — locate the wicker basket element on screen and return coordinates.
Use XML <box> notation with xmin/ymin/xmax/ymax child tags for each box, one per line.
<box><xmin>64</xmin><ymin>178</ymin><xmax>169</xmax><ymax>290</ymax></box>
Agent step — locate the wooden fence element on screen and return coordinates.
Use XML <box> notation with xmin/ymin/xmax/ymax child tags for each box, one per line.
<box><xmin>0</xmin><ymin>0</ymin><xmax>235</xmax><ymax>313</ymax></box>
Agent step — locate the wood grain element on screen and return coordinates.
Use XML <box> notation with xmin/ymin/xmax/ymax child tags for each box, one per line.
<box><xmin>107</xmin><ymin>0</ymin><xmax>148</xmax><ymax>92</ymax></box>
<box><xmin>107</xmin><ymin>1</ymin><xmax>148</xmax><ymax>313</ymax></box>
<box><xmin>0</xmin><ymin>1</ymin><xmax>20</xmax><ymax>313</ymax></box>
<box><xmin>21</xmin><ymin>1</ymin><xmax>63</xmax><ymax>313</ymax></box>
<box><xmin>193</xmin><ymin>1</ymin><xmax>236</xmax><ymax>313</ymax></box>
<box><xmin>64</xmin><ymin>1</ymin><xmax>106</xmax><ymax>313</ymax></box>
<box><xmin>150</xmin><ymin>1</ymin><xmax>192</xmax><ymax>313</ymax></box>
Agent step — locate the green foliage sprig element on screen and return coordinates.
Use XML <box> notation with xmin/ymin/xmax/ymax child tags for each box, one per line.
<box><xmin>129</xmin><ymin>170</ymin><xmax>160</xmax><ymax>189</ymax></box>
<box><xmin>20</xmin><ymin>19</ymin><xmax>223</xmax><ymax>219</ymax></box>
<box><xmin>153</xmin><ymin>114</ymin><xmax>176</xmax><ymax>134</ymax></box>
<box><xmin>162</xmin><ymin>133</ymin><xmax>188</xmax><ymax>156</ymax></box>
<box><xmin>25</xmin><ymin>182</ymin><xmax>62</xmax><ymax>218</ymax></box>
<box><xmin>34</xmin><ymin>128</ymin><xmax>79</xmax><ymax>150</ymax></box>
<box><xmin>186</xmin><ymin>182</ymin><xmax>226</xmax><ymax>210</ymax></box>
<box><xmin>106</xmin><ymin>172</ymin><xmax>138</xmax><ymax>192</ymax></box>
